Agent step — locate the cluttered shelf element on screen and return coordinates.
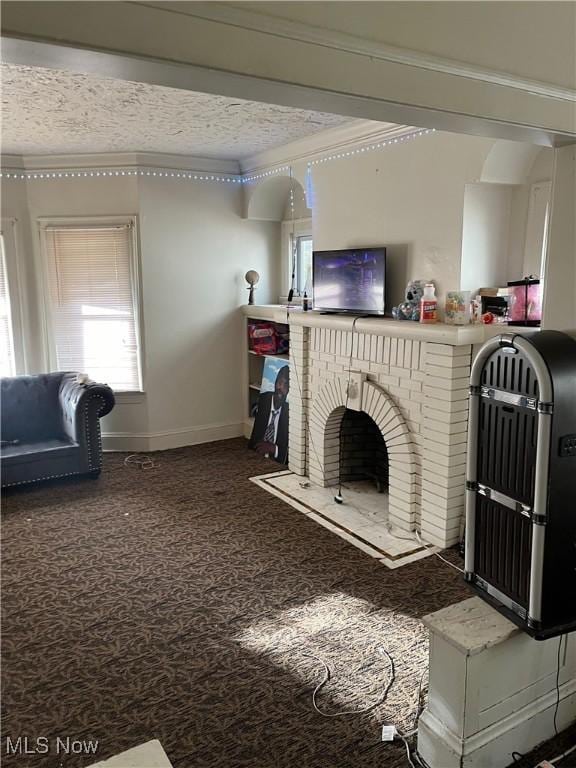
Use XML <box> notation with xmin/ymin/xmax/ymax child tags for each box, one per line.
<box><xmin>248</xmin><ymin>350</ymin><xmax>289</xmax><ymax>361</ymax></box>
<box><xmin>245</xmin><ymin>317</ymin><xmax>290</xmax><ymax>426</ymax></box>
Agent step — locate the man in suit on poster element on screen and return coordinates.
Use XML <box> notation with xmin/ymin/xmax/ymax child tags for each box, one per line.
<box><xmin>249</xmin><ymin>365</ymin><xmax>289</xmax><ymax>464</ymax></box>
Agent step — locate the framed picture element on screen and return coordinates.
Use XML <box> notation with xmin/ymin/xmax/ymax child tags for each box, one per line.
<box><xmin>248</xmin><ymin>357</ymin><xmax>289</xmax><ymax>464</ymax></box>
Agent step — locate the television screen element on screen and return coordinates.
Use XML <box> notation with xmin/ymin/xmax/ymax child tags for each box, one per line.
<box><xmin>312</xmin><ymin>248</ymin><xmax>386</xmax><ymax>315</ymax></box>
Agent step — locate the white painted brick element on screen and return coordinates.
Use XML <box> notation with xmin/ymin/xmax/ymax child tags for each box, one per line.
<box><xmin>389</xmin><ymin>495</ymin><xmax>418</xmax><ymax>515</ymax></box>
<box><xmin>424</xmin><ymin>374</ymin><xmax>469</xmax><ymax>391</ymax></box>
<box><xmin>422</xmin><ymin>468</ymin><xmax>466</xmax><ymax>491</ymax></box>
<box><xmin>424</xmin><ymin>386</ymin><xmax>469</xmax><ymax>402</ymax></box>
<box><xmin>378</xmin><ymin>374</ymin><xmax>400</xmax><ymax>388</ymax></box>
<box><xmin>427</xmin><ymin>343</ymin><xmax>472</xmax><ymax>358</ymax></box>
<box><xmin>421</xmin><ymin>490</ymin><xmax>465</xmax><ymax>512</ymax></box>
<box><xmin>390</xmin><ymin>337</ymin><xmax>398</xmax><ymax>366</ymax></box>
<box><xmin>369</xmin><ymin>362</ymin><xmax>390</xmax><ymax>375</ymax></box>
<box><xmin>422</xmin><ymin>438</ymin><xmax>468</xmax><ymax>459</ymax></box>
<box><xmin>423</xmin><ymin>448</ymin><xmax>467</xmax><ymax>470</ymax></box>
<box><xmin>421</xmin><ymin>429</ymin><xmax>467</xmax><ymax>448</ymax></box>
<box><xmin>422</xmin><ymin>415</ymin><xmax>468</xmax><ymax>434</ymax></box>
<box><xmin>426</xmin><ymin>353</ymin><xmax>471</xmax><ymax>371</ymax></box>
<box><xmin>384</xmin><ymin>336</ymin><xmax>391</xmax><ymax>363</ymax></box>
<box><xmin>397</xmin><ymin>338</ymin><xmax>405</xmax><ymax>368</ymax></box>
<box><xmin>425</xmin><ymin>365</ymin><xmax>471</xmax><ymax>383</ymax></box>
<box><xmin>411</xmin><ymin>342</ymin><xmax>421</xmax><ymax>371</ymax></box>
<box><xmin>420</xmin><ymin>478</ymin><xmax>463</xmax><ymax>501</ymax></box>
<box><xmin>403</xmin><ymin>339</ymin><xmax>413</xmax><ymax>369</ymax></box>
<box><xmin>390</xmin><ymin>365</ymin><xmax>414</xmax><ymax>379</ymax></box>
<box><xmin>404</xmin><ymin>379</ymin><xmax>423</xmax><ymax>392</ymax></box>
<box><xmin>389</xmin><ymin>486</ymin><xmax>420</xmax><ymax>505</ymax></box>
<box><xmin>423</xmin><ymin>457</ymin><xmax>467</xmax><ymax>479</ymax></box>
<box><xmin>424</xmin><ymin>397</ymin><xmax>469</xmax><ymax>415</ymax></box>
<box><xmin>375</xmin><ymin>335</ymin><xmax>384</xmax><ymax>363</ymax></box>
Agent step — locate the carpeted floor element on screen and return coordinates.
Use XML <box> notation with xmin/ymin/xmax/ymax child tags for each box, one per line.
<box><xmin>1</xmin><ymin>438</ymin><xmax>574</xmax><ymax>768</ymax></box>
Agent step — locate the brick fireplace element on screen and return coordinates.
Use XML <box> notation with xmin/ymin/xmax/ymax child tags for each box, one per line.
<box><xmin>287</xmin><ymin>317</ymin><xmax>475</xmax><ymax>548</ymax></box>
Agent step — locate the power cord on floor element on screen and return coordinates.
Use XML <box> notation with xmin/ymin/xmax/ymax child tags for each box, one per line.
<box><xmin>554</xmin><ymin>634</ymin><xmax>565</xmax><ymax>737</ymax></box>
<box><xmin>123</xmin><ymin>454</ymin><xmax>157</xmax><ymax>470</ymax></box>
<box><xmin>305</xmin><ymin>646</ymin><xmax>395</xmax><ymax>717</ymax></box>
<box><xmin>301</xmin><ymin>643</ymin><xmax>429</xmax><ymax>768</ymax></box>
<box><xmin>413</xmin><ymin>529</ymin><xmax>465</xmax><ymax>574</ymax></box>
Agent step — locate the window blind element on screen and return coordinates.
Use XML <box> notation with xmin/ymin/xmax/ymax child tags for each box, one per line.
<box><xmin>0</xmin><ymin>234</ymin><xmax>16</xmax><ymax>377</ymax></box>
<box><xmin>43</xmin><ymin>224</ymin><xmax>142</xmax><ymax>391</ymax></box>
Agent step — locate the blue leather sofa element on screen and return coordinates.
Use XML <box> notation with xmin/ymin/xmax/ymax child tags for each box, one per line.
<box><xmin>1</xmin><ymin>372</ymin><xmax>115</xmax><ymax>488</ymax></box>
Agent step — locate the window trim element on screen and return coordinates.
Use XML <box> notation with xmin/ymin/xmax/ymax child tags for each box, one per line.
<box><xmin>38</xmin><ymin>215</ymin><xmax>145</xmax><ymax>394</ymax></box>
<box><xmin>281</xmin><ymin>217</ymin><xmax>312</xmax><ymax>299</ymax></box>
<box><xmin>0</xmin><ymin>218</ymin><xmax>26</xmax><ymax>375</ymax></box>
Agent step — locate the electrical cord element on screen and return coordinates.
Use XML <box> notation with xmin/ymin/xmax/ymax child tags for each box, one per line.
<box><xmin>335</xmin><ymin>314</ymin><xmax>371</xmax><ymax>505</ymax></box>
<box><xmin>305</xmin><ymin>646</ymin><xmax>396</xmax><ymax>718</ymax></box>
<box><xmin>414</xmin><ymin>530</ymin><xmax>465</xmax><ymax>574</ymax></box>
<box><xmin>546</xmin><ymin>742</ymin><xmax>576</xmax><ymax>766</ymax></box>
<box><xmin>123</xmin><ymin>454</ymin><xmax>157</xmax><ymax>469</ymax></box>
<box><xmin>553</xmin><ymin>634</ymin><xmax>565</xmax><ymax>737</ymax></box>
<box><xmin>287</xmin><ymin>167</ymin><xmax>297</xmax><ymax>303</ymax></box>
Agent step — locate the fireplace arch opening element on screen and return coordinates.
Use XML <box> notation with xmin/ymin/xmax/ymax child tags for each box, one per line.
<box><xmin>339</xmin><ymin>408</ymin><xmax>389</xmax><ymax>492</ymax></box>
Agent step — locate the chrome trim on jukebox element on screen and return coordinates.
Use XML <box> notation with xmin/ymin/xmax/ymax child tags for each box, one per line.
<box><xmin>480</xmin><ymin>386</ymin><xmax>537</xmax><ymax>410</ymax></box>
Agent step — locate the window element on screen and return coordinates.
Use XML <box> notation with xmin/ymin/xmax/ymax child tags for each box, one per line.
<box><xmin>293</xmin><ymin>234</ymin><xmax>313</xmax><ymax>295</ymax></box>
<box><xmin>0</xmin><ymin>234</ymin><xmax>16</xmax><ymax>377</ymax></box>
<box><xmin>41</xmin><ymin>220</ymin><xmax>142</xmax><ymax>392</ymax></box>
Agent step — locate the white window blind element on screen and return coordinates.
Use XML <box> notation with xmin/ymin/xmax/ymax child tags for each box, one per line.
<box><xmin>43</xmin><ymin>223</ymin><xmax>142</xmax><ymax>391</ymax></box>
<box><xmin>0</xmin><ymin>234</ymin><xmax>16</xmax><ymax>377</ymax></box>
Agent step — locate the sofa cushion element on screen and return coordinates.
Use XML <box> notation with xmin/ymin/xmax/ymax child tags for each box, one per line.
<box><xmin>1</xmin><ymin>438</ymin><xmax>79</xmax><ymax>468</ymax></box>
<box><xmin>1</xmin><ymin>373</ymin><xmax>67</xmax><ymax>443</ymax></box>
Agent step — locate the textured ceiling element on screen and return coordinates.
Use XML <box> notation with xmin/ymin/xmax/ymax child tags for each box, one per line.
<box><xmin>1</xmin><ymin>64</ymin><xmax>352</xmax><ymax>159</ymax></box>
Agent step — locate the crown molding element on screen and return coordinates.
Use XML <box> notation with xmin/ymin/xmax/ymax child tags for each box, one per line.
<box><xmin>1</xmin><ymin>151</ymin><xmax>241</xmax><ymax>175</ymax></box>
<box><xmin>143</xmin><ymin>1</ymin><xmax>576</xmax><ymax>105</ymax></box>
<box><xmin>240</xmin><ymin>120</ymin><xmax>424</xmax><ymax>174</ymax></box>
<box><xmin>1</xmin><ymin>154</ymin><xmax>25</xmax><ymax>169</ymax></box>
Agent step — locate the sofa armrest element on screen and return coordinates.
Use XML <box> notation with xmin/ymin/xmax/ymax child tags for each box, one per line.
<box><xmin>59</xmin><ymin>374</ymin><xmax>115</xmax><ymax>464</ymax></box>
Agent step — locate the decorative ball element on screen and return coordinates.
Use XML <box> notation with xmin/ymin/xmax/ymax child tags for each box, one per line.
<box><xmin>245</xmin><ymin>270</ymin><xmax>260</xmax><ymax>286</ymax></box>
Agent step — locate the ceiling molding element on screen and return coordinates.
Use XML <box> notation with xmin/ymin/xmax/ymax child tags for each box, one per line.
<box><xmin>4</xmin><ymin>151</ymin><xmax>241</xmax><ymax>174</ymax></box>
<box><xmin>240</xmin><ymin>121</ymin><xmax>423</xmax><ymax>174</ymax></box>
<box><xmin>141</xmin><ymin>1</ymin><xmax>576</xmax><ymax>104</ymax></box>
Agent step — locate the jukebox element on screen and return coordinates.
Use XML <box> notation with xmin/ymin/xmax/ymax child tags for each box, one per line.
<box><xmin>465</xmin><ymin>330</ymin><xmax>576</xmax><ymax>639</ymax></box>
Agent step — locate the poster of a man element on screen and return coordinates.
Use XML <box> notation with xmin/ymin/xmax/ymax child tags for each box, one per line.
<box><xmin>248</xmin><ymin>360</ymin><xmax>289</xmax><ymax>464</ymax></box>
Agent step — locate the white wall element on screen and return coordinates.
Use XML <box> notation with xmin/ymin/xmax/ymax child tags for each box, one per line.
<box><xmin>137</xmin><ymin>176</ymin><xmax>279</xmax><ymax>441</ymax></box>
<box><xmin>460</xmin><ymin>183</ymin><xmax>513</xmax><ymax>294</ymax></box>
<box><xmin>2</xmin><ymin>172</ymin><xmax>280</xmax><ymax>449</ymax></box>
<box><xmin>310</xmin><ymin>131</ymin><xmax>495</xmax><ymax>310</ymax></box>
<box><xmin>507</xmin><ymin>148</ymin><xmax>554</xmax><ymax>282</ymax></box>
<box><xmin>543</xmin><ymin>145</ymin><xmax>576</xmax><ymax>331</ymax></box>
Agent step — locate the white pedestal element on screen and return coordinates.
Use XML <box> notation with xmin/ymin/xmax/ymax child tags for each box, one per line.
<box><xmin>417</xmin><ymin>597</ymin><xmax>576</xmax><ymax>768</ymax></box>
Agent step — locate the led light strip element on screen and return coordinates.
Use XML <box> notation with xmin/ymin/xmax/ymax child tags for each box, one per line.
<box><xmin>307</xmin><ymin>128</ymin><xmax>436</xmax><ymax>166</ymax></box>
<box><xmin>0</xmin><ymin>168</ymin><xmax>243</xmax><ymax>183</ymax></box>
<box><xmin>1</xmin><ymin>129</ymin><xmax>435</xmax><ymax>184</ymax></box>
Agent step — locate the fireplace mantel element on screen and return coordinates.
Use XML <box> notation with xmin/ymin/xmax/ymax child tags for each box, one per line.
<box><xmin>242</xmin><ymin>305</ymin><xmax>529</xmax><ymax>346</ymax></box>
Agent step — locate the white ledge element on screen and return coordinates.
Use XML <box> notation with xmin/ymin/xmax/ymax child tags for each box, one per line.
<box><xmin>241</xmin><ymin>305</ymin><xmax>534</xmax><ymax>346</ymax></box>
<box><xmin>422</xmin><ymin>596</ymin><xmax>519</xmax><ymax>656</ymax></box>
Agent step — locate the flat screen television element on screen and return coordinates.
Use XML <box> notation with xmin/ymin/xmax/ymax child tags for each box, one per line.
<box><xmin>312</xmin><ymin>247</ymin><xmax>386</xmax><ymax>315</ymax></box>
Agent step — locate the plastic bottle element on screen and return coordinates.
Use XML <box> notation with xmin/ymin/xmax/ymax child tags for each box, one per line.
<box><xmin>420</xmin><ymin>283</ymin><xmax>438</xmax><ymax>323</ymax></box>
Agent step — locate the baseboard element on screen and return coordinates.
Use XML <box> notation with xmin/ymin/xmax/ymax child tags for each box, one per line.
<box><xmin>418</xmin><ymin>676</ymin><xmax>576</xmax><ymax>768</ymax></box>
<box><xmin>102</xmin><ymin>421</ymin><xmax>244</xmax><ymax>452</ymax></box>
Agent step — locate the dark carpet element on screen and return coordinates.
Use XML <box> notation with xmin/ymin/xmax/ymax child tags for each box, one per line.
<box><xmin>1</xmin><ymin>438</ymin><xmax>574</xmax><ymax>768</ymax></box>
